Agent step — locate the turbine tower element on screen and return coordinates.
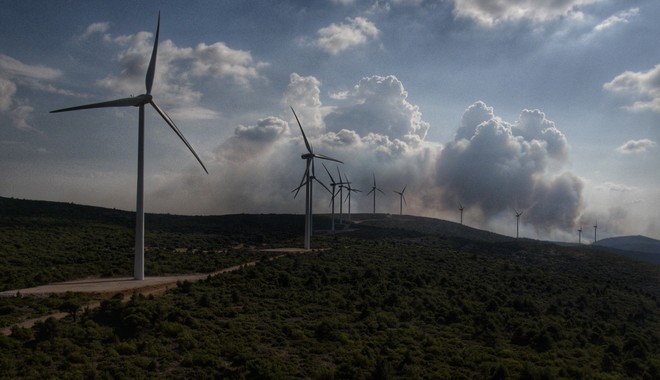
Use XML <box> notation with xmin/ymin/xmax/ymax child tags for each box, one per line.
<box><xmin>593</xmin><ymin>221</ymin><xmax>598</xmax><ymax>244</ymax></box>
<box><xmin>514</xmin><ymin>209</ymin><xmax>524</xmax><ymax>239</ymax></box>
<box><xmin>343</xmin><ymin>173</ymin><xmax>360</xmax><ymax>221</ymax></box>
<box><xmin>336</xmin><ymin>167</ymin><xmax>347</xmax><ymax>224</ymax></box>
<box><xmin>322</xmin><ymin>163</ymin><xmax>339</xmax><ymax>233</ymax></box>
<box><xmin>578</xmin><ymin>225</ymin><xmax>583</xmax><ymax>244</ymax></box>
<box><xmin>291</xmin><ymin>107</ymin><xmax>342</xmax><ymax>249</ymax></box>
<box><xmin>50</xmin><ymin>13</ymin><xmax>208</xmax><ymax>281</ymax></box>
<box><xmin>394</xmin><ymin>185</ymin><xmax>407</xmax><ymax>216</ymax></box>
<box><xmin>366</xmin><ymin>173</ymin><xmax>385</xmax><ymax>214</ymax></box>
<box><xmin>458</xmin><ymin>202</ymin><xmax>464</xmax><ymax>225</ymax></box>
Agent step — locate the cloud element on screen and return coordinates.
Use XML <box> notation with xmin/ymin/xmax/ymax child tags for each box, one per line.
<box><xmin>325</xmin><ymin>75</ymin><xmax>429</xmax><ymax>145</ymax></box>
<box><xmin>450</xmin><ymin>0</ymin><xmax>600</xmax><ymax>27</ymax></box>
<box><xmin>616</xmin><ymin>139</ymin><xmax>656</xmax><ymax>154</ymax></box>
<box><xmin>235</xmin><ymin>116</ymin><xmax>288</xmax><ymax>142</ymax></box>
<box><xmin>152</xmin><ymin>73</ymin><xmax>440</xmax><ymax>217</ymax></box>
<box><xmin>0</xmin><ymin>53</ymin><xmax>61</xmax><ymax>81</ymax></box>
<box><xmin>0</xmin><ymin>54</ymin><xmax>64</xmax><ymax>131</ymax></box>
<box><xmin>593</xmin><ymin>8</ymin><xmax>639</xmax><ymax>32</ymax></box>
<box><xmin>595</xmin><ymin>182</ymin><xmax>637</xmax><ymax>193</ymax></box>
<box><xmin>282</xmin><ymin>73</ymin><xmax>328</xmax><ymax>134</ymax></box>
<box><xmin>0</xmin><ymin>77</ymin><xmax>16</xmax><ymax>112</ymax></box>
<box><xmin>604</xmin><ymin>63</ymin><xmax>660</xmax><ymax>112</ymax></box>
<box><xmin>81</xmin><ymin>22</ymin><xmax>110</xmax><ymax>39</ymax></box>
<box><xmin>314</xmin><ymin>17</ymin><xmax>379</xmax><ymax>55</ymax></box>
<box><xmin>92</xmin><ymin>27</ymin><xmax>267</xmax><ymax>120</ymax></box>
<box><xmin>436</xmin><ymin>101</ymin><xmax>583</xmax><ymax>232</ymax></box>
<box><xmin>191</xmin><ymin>42</ymin><xmax>267</xmax><ymax>84</ymax></box>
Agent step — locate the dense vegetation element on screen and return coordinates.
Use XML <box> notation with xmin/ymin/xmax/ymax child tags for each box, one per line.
<box><xmin>0</xmin><ymin>197</ymin><xmax>301</xmax><ymax>291</ymax></box>
<box><xmin>1</xmin><ymin>197</ymin><xmax>659</xmax><ymax>378</ymax></box>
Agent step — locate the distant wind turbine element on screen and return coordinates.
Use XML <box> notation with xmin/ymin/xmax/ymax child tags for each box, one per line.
<box><xmin>291</xmin><ymin>107</ymin><xmax>342</xmax><ymax>249</ymax></box>
<box><xmin>458</xmin><ymin>202</ymin><xmax>464</xmax><ymax>225</ymax></box>
<box><xmin>366</xmin><ymin>173</ymin><xmax>385</xmax><ymax>214</ymax></box>
<box><xmin>322</xmin><ymin>163</ymin><xmax>339</xmax><ymax>233</ymax></box>
<box><xmin>578</xmin><ymin>225</ymin><xmax>583</xmax><ymax>244</ymax></box>
<box><xmin>336</xmin><ymin>167</ymin><xmax>346</xmax><ymax>224</ymax></box>
<box><xmin>514</xmin><ymin>209</ymin><xmax>524</xmax><ymax>239</ymax></box>
<box><xmin>50</xmin><ymin>13</ymin><xmax>208</xmax><ymax>281</ymax></box>
<box><xmin>343</xmin><ymin>173</ymin><xmax>360</xmax><ymax>221</ymax></box>
<box><xmin>394</xmin><ymin>185</ymin><xmax>407</xmax><ymax>216</ymax></box>
<box><xmin>593</xmin><ymin>221</ymin><xmax>598</xmax><ymax>244</ymax></box>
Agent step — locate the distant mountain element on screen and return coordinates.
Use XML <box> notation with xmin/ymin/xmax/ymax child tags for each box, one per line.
<box><xmin>594</xmin><ymin>235</ymin><xmax>660</xmax><ymax>265</ymax></box>
<box><xmin>595</xmin><ymin>235</ymin><xmax>660</xmax><ymax>254</ymax></box>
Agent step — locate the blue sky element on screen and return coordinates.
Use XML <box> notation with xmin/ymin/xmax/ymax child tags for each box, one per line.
<box><xmin>1</xmin><ymin>0</ymin><xmax>659</xmax><ymax>241</ymax></box>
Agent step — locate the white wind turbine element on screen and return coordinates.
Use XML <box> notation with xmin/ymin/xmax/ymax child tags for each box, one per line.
<box><xmin>578</xmin><ymin>225</ymin><xmax>583</xmax><ymax>244</ymax></box>
<box><xmin>514</xmin><ymin>209</ymin><xmax>524</xmax><ymax>239</ymax></box>
<box><xmin>366</xmin><ymin>173</ymin><xmax>385</xmax><ymax>214</ymax></box>
<box><xmin>50</xmin><ymin>13</ymin><xmax>208</xmax><ymax>281</ymax></box>
<box><xmin>394</xmin><ymin>185</ymin><xmax>407</xmax><ymax>216</ymax></box>
<box><xmin>343</xmin><ymin>173</ymin><xmax>360</xmax><ymax>221</ymax></box>
<box><xmin>291</xmin><ymin>107</ymin><xmax>342</xmax><ymax>249</ymax></box>
<box><xmin>322</xmin><ymin>163</ymin><xmax>339</xmax><ymax>233</ymax></box>
<box><xmin>335</xmin><ymin>167</ymin><xmax>350</xmax><ymax>224</ymax></box>
<box><xmin>593</xmin><ymin>221</ymin><xmax>598</xmax><ymax>244</ymax></box>
<box><xmin>458</xmin><ymin>202</ymin><xmax>464</xmax><ymax>225</ymax></box>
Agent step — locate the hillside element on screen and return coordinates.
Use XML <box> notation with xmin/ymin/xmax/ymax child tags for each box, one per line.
<box><xmin>1</xmin><ymin>197</ymin><xmax>659</xmax><ymax>378</ymax></box>
<box><xmin>595</xmin><ymin>235</ymin><xmax>660</xmax><ymax>254</ymax></box>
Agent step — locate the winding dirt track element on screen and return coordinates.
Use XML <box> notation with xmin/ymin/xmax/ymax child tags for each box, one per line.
<box><xmin>0</xmin><ymin>248</ymin><xmax>313</xmax><ymax>335</ymax></box>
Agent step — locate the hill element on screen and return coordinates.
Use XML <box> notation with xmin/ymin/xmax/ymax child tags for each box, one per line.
<box><xmin>595</xmin><ymin>235</ymin><xmax>660</xmax><ymax>254</ymax></box>
<box><xmin>1</xmin><ymin>197</ymin><xmax>659</xmax><ymax>378</ymax></box>
<box><xmin>590</xmin><ymin>235</ymin><xmax>660</xmax><ymax>265</ymax></box>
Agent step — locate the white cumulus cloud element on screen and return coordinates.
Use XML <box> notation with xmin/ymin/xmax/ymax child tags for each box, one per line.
<box><xmin>616</xmin><ymin>139</ymin><xmax>656</xmax><ymax>154</ymax></box>
<box><xmin>436</xmin><ymin>101</ymin><xmax>583</xmax><ymax>232</ymax></box>
<box><xmin>604</xmin><ymin>63</ymin><xmax>660</xmax><ymax>113</ymax></box>
<box><xmin>92</xmin><ymin>27</ymin><xmax>266</xmax><ymax>120</ymax></box>
<box><xmin>593</xmin><ymin>7</ymin><xmax>639</xmax><ymax>32</ymax></box>
<box><xmin>315</xmin><ymin>17</ymin><xmax>379</xmax><ymax>55</ymax></box>
<box><xmin>451</xmin><ymin>0</ymin><xmax>601</xmax><ymax>27</ymax></box>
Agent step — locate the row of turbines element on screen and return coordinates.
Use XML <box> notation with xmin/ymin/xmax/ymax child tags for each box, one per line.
<box><xmin>50</xmin><ymin>13</ymin><xmax>603</xmax><ymax>281</ymax></box>
<box><xmin>289</xmin><ymin>106</ymin><xmax>414</xmax><ymax>248</ymax></box>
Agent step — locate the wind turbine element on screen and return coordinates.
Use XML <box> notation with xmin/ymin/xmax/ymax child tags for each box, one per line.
<box><xmin>514</xmin><ymin>209</ymin><xmax>524</xmax><ymax>239</ymax></box>
<box><xmin>343</xmin><ymin>173</ymin><xmax>360</xmax><ymax>221</ymax></box>
<box><xmin>366</xmin><ymin>173</ymin><xmax>385</xmax><ymax>214</ymax></box>
<box><xmin>593</xmin><ymin>221</ymin><xmax>598</xmax><ymax>244</ymax></box>
<box><xmin>578</xmin><ymin>225</ymin><xmax>583</xmax><ymax>244</ymax></box>
<box><xmin>458</xmin><ymin>202</ymin><xmax>464</xmax><ymax>225</ymax></box>
<box><xmin>336</xmin><ymin>167</ymin><xmax>346</xmax><ymax>224</ymax></box>
<box><xmin>291</xmin><ymin>107</ymin><xmax>342</xmax><ymax>249</ymax></box>
<box><xmin>322</xmin><ymin>163</ymin><xmax>339</xmax><ymax>233</ymax></box>
<box><xmin>394</xmin><ymin>185</ymin><xmax>407</xmax><ymax>216</ymax></box>
<box><xmin>50</xmin><ymin>13</ymin><xmax>208</xmax><ymax>281</ymax></box>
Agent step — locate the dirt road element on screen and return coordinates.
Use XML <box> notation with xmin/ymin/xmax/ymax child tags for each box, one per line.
<box><xmin>1</xmin><ymin>248</ymin><xmax>314</xmax><ymax>335</ymax></box>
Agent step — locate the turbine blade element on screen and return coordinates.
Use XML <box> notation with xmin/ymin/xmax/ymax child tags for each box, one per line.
<box><xmin>50</xmin><ymin>96</ymin><xmax>143</xmax><ymax>113</ymax></box>
<box><xmin>312</xmin><ymin>153</ymin><xmax>343</xmax><ymax>164</ymax></box>
<box><xmin>402</xmin><ymin>194</ymin><xmax>407</xmax><ymax>205</ymax></box>
<box><xmin>367</xmin><ymin>188</ymin><xmax>374</xmax><ymax>196</ymax></box>
<box><xmin>402</xmin><ymin>184</ymin><xmax>407</xmax><ymax>194</ymax></box>
<box><xmin>150</xmin><ymin>101</ymin><xmax>208</xmax><ymax>174</ymax></box>
<box><xmin>314</xmin><ymin>177</ymin><xmax>332</xmax><ymax>195</ymax></box>
<box><xmin>372</xmin><ymin>172</ymin><xmax>376</xmax><ymax>187</ymax></box>
<box><xmin>377</xmin><ymin>188</ymin><xmax>385</xmax><ymax>195</ymax></box>
<box><xmin>290</xmin><ymin>106</ymin><xmax>312</xmax><ymax>154</ymax></box>
<box><xmin>322</xmin><ymin>163</ymin><xmax>335</xmax><ymax>184</ymax></box>
<box><xmin>145</xmin><ymin>12</ymin><xmax>160</xmax><ymax>95</ymax></box>
<box><xmin>292</xmin><ymin>162</ymin><xmax>310</xmax><ymax>198</ymax></box>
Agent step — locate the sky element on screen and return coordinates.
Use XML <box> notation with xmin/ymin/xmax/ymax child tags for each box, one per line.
<box><xmin>1</xmin><ymin>0</ymin><xmax>659</xmax><ymax>242</ymax></box>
